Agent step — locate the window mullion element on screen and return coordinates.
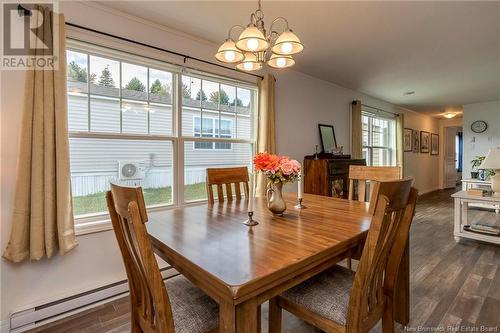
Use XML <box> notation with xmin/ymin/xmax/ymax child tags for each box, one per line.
<box><xmin>147</xmin><ymin>67</ymin><xmax>150</xmax><ymax>135</ymax></box>
<box><xmin>119</xmin><ymin>61</ymin><xmax>123</xmax><ymax>133</ymax></box>
<box><xmin>87</xmin><ymin>54</ymin><xmax>90</xmax><ymax>131</ymax></box>
<box><xmin>175</xmin><ymin>73</ymin><xmax>184</xmax><ymax>206</ymax></box>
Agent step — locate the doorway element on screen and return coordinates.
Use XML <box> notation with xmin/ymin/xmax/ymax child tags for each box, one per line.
<box><xmin>444</xmin><ymin>126</ymin><xmax>463</xmax><ymax>188</ymax></box>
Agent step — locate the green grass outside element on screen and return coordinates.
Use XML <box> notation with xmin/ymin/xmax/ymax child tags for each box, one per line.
<box><xmin>73</xmin><ymin>182</ymin><xmax>207</xmax><ymax>216</ymax></box>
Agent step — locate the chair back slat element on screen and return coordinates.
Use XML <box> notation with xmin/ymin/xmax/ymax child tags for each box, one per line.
<box><xmin>225</xmin><ymin>183</ymin><xmax>233</xmax><ymax>201</ymax></box>
<box><xmin>234</xmin><ymin>182</ymin><xmax>242</xmax><ymax>200</ymax></box>
<box><xmin>383</xmin><ymin>187</ymin><xmax>418</xmax><ymax>326</ymax></box>
<box><xmin>107</xmin><ymin>184</ymin><xmax>174</xmax><ymax>333</ymax></box>
<box><xmin>348</xmin><ymin>179</ymin><xmax>355</xmax><ymax>200</ymax></box>
<box><xmin>346</xmin><ymin>178</ymin><xmax>416</xmax><ymax>332</ymax></box>
<box><xmin>348</xmin><ymin>166</ymin><xmax>401</xmax><ymax>203</ymax></box>
<box><xmin>206</xmin><ymin>167</ymin><xmax>249</xmax><ymax>204</ymax></box>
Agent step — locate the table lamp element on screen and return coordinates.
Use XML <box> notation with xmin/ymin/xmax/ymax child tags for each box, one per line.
<box><xmin>479</xmin><ymin>148</ymin><xmax>500</xmax><ymax>196</ymax></box>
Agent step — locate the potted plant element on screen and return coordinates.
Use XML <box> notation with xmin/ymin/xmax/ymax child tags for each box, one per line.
<box><xmin>470</xmin><ymin>156</ymin><xmax>485</xmax><ymax>179</ymax></box>
<box><xmin>470</xmin><ymin>156</ymin><xmax>496</xmax><ymax>180</ymax></box>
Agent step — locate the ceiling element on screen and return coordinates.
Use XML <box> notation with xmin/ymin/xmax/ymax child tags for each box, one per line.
<box><xmin>97</xmin><ymin>1</ymin><xmax>500</xmax><ymax>116</ymax></box>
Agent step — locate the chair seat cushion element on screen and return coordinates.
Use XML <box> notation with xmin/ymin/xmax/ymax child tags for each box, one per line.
<box><xmin>166</xmin><ymin>275</ymin><xmax>219</xmax><ymax>333</ymax></box>
<box><xmin>281</xmin><ymin>265</ymin><xmax>355</xmax><ymax>326</ymax></box>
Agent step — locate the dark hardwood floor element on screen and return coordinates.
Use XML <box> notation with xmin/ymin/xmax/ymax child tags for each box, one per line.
<box><xmin>28</xmin><ymin>188</ymin><xmax>500</xmax><ymax>333</ymax></box>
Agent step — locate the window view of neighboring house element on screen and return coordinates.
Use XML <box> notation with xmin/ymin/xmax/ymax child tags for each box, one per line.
<box><xmin>361</xmin><ymin>110</ymin><xmax>396</xmax><ymax>167</ymax></box>
<box><xmin>66</xmin><ymin>41</ymin><xmax>256</xmax><ymax>220</ymax></box>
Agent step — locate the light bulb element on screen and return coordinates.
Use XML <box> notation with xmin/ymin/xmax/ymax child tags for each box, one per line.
<box><xmin>280</xmin><ymin>42</ymin><xmax>293</xmax><ymax>54</ymax></box>
<box><xmin>224</xmin><ymin>51</ymin><xmax>236</xmax><ymax>61</ymax></box>
<box><xmin>276</xmin><ymin>57</ymin><xmax>287</xmax><ymax>68</ymax></box>
<box><xmin>243</xmin><ymin>62</ymin><xmax>254</xmax><ymax>71</ymax></box>
<box><xmin>246</xmin><ymin>38</ymin><xmax>259</xmax><ymax>51</ymax></box>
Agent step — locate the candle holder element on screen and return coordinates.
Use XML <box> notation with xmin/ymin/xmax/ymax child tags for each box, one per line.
<box><xmin>294</xmin><ymin>198</ymin><xmax>307</xmax><ymax>209</ymax></box>
<box><xmin>243</xmin><ymin>211</ymin><xmax>259</xmax><ymax>226</ymax></box>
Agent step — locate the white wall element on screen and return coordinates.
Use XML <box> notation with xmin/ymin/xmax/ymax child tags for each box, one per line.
<box><xmin>274</xmin><ymin>70</ymin><xmax>440</xmax><ymax>194</ymax></box>
<box><xmin>401</xmin><ymin>112</ymin><xmax>441</xmax><ymax>194</ymax></box>
<box><xmin>1</xmin><ymin>1</ymin><xmax>440</xmax><ymax>325</ymax></box>
<box><xmin>462</xmin><ymin>100</ymin><xmax>500</xmax><ymax>177</ymax></box>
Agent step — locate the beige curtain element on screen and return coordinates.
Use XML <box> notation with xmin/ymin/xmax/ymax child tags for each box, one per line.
<box><xmin>3</xmin><ymin>7</ymin><xmax>78</xmax><ymax>263</ymax></box>
<box><xmin>351</xmin><ymin>100</ymin><xmax>362</xmax><ymax>159</ymax></box>
<box><xmin>255</xmin><ymin>74</ymin><xmax>276</xmax><ymax>197</ymax></box>
<box><xmin>396</xmin><ymin>113</ymin><xmax>405</xmax><ymax>175</ymax></box>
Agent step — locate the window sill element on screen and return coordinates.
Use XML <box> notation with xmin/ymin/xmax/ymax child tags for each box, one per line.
<box><xmin>74</xmin><ymin>200</ymin><xmax>209</xmax><ymax>236</ymax></box>
<box><xmin>75</xmin><ymin>219</ymin><xmax>113</xmax><ymax>236</ymax></box>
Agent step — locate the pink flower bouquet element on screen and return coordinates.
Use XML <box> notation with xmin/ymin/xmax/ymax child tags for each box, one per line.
<box><xmin>253</xmin><ymin>152</ymin><xmax>301</xmax><ymax>184</ymax></box>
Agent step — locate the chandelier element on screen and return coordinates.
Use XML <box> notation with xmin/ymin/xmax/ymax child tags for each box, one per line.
<box><xmin>215</xmin><ymin>0</ymin><xmax>303</xmax><ymax>71</ymax></box>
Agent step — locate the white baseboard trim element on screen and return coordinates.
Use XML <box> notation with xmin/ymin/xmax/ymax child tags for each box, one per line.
<box><xmin>1</xmin><ymin>320</ymin><xmax>10</xmax><ymax>333</ymax></box>
<box><xmin>9</xmin><ymin>267</ymin><xmax>178</xmax><ymax>333</ymax></box>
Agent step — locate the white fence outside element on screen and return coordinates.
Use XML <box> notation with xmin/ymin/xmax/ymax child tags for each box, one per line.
<box><xmin>71</xmin><ymin>166</ymin><xmax>242</xmax><ymax>196</ymax></box>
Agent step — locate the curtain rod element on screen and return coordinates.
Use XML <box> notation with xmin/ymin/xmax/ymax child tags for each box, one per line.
<box><xmin>359</xmin><ymin>102</ymin><xmax>400</xmax><ymax>117</ymax></box>
<box><xmin>16</xmin><ymin>5</ymin><xmax>264</xmax><ymax>80</ymax></box>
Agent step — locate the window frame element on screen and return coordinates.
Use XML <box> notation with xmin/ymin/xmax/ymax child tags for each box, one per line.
<box><xmin>66</xmin><ymin>39</ymin><xmax>257</xmax><ymax>233</ymax></box>
<box><xmin>361</xmin><ymin>110</ymin><xmax>396</xmax><ymax>167</ymax></box>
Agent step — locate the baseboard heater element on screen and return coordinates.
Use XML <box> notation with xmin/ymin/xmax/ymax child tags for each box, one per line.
<box><xmin>9</xmin><ymin>267</ymin><xmax>178</xmax><ymax>333</ymax></box>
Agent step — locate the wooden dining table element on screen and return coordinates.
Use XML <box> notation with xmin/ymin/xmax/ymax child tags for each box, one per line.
<box><xmin>147</xmin><ymin>192</ymin><xmax>410</xmax><ymax>332</ymax></box>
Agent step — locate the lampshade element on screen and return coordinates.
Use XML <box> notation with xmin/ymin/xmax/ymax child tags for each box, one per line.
<box><xmin>215</xmin><ymin>39</ymin><xmax>244</xmax><ymax>63</ymax></box>
<box><xmin>236</xmin><ymin>52</ymin><xmax>262</xmax><ymax>71</ymax></box>
<box><xmin>271</xmin><ymin>29</ymin><xmax>304</xmax><ymax>55</ymax></box>
<box><xmin>267</xmin><ymin>53</ymin><xmax>295</xmax><ymax>69</ymax></box>
<box><xmin>479</xmin><ymin>148</ymin><xmax>500</xmax><ymax>170</ymax></box>
<box><xmin>235</xmin><ymin>26</ymin><xmax>269</xmax><ymax>52</ymax></box>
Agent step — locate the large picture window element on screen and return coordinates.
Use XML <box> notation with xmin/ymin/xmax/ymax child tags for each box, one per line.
<box><xmin>66</xmin><ymin>40</ymin><xmax>257</xmax><ymax>220</ymax></box>
<box><xmin>361</xmin><ymin>108</ymin><xmax>396</xmax><ymax>167</ymax></box>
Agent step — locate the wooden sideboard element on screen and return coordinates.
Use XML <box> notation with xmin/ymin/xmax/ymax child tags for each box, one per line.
<box><xmin>303</xmin><ymin>154</ymin><xmax>366</xmax><ymax>199</ymax></box>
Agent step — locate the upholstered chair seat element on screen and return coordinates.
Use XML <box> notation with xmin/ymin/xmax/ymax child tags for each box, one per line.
<box><xmin>166</xmin><ymin>275</ymin><xmax>219</xmax><ymax>333</ymax></box>
<box><xmin>281</xmin><ymin>265</ymin><xmax>354</xmax><ymax>325</ymax></box>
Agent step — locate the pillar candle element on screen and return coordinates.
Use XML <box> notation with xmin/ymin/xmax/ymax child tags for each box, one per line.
<box><xmin>248</xmin><ymin>172</ymin><xmax>254</xmax><ymax>212</ymax></box>
<box><xmin>298</xmin><ymin>174</ymin><xmax>303</xmax><ymax>199</ymax></box>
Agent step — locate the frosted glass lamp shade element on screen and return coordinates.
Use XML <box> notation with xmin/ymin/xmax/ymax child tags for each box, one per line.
<box><xmin>267</xmin><ymin>53</ymin><xmax>295</xmax><ymax>69</ymax></box>
<box><xmin>271</xmin><ymin>29</ymin><xmax>304</xmax><ymax>55</ymax></box>
<box><xmin>236</xmin><ymin>52</ymin><xmax>262</xmax><ymax>71</ymax></box>
<box><xmin>236</xmin><ymin>26</ymin><xmax>269</xmax><ymax>52</ymax></box>
<box><xmin>215</xmin><ymin>39</ymin><xmax>244</xmax><ymax>63</ymax></box>
<box><xmin>479</xmin><ymin>148</ymin><xmax>500</xmax><ymax>170</ymax></box>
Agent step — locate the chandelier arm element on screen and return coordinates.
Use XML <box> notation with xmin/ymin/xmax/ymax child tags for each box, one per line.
<box><xmin>250</xmin><ymin>12</ymin><xmax>257</xmax><ymax>26</ymax></box>
<box><xmin>227</xmin><ymin>25</ymin><xmax>245</xmax><ymax>40</ymax></box>
<box><xmin>270</xmin><ymin>17</ymin><xmax>290</xmax><ymax>33</ymax></box>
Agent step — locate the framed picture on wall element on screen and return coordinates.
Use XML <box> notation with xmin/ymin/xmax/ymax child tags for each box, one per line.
<box><xmin>420</xmin><ymin>131</ymin><xmax>430</xmax><ymax>153</ymax></box>
<box><xmin>412</xmin><ymin>130</ymin><xmax>420</xmax><ymax>153</ymax></box>
<box><xmin>431</xmin><ymin>133</ymin><xmax>439</xmax><ymax>155</ymax></box>
<box><xmin>404</xmin><ymin>128</ymin><xmax>413</xmax><ymax>152</ymax></box>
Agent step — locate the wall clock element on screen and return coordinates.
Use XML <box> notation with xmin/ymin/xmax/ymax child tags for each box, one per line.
<box><xmin>471</xmin><ymin>120</ymin><xmax>488</xmax><ymax>133</ymax></box>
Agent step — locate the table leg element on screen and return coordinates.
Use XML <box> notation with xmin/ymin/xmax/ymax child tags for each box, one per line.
<box><xmin>219</xmin><ymin>299</ymin><xmax>260</xmax><ymax>333</ymax></box>
<box><xmin>454</xmin><ymin>197</ymin><xmax>462</xmax><ymax>242</ymax></box>
<box><xmin>394</xmin><ymin>242</ymin><xmax>409</xmax><ymax>325</ymax></box>
<box><xmin>219</xmin><ymin>301</ymin><xmax>236</xmax><ymax>333</ymax></box>
<box><xmin>236</xmin><ymin>298</ymin><xmax>259</xmax><ymax>333</ymax></box>
<box><xmin>462</xmin><ymin>201</ymin><xmax>468</xmax><ymax>227</ymax></box>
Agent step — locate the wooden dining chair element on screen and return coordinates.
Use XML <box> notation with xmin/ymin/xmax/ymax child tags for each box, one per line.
<box><xmin>348</xmin><ymin>165</ymin><xmax>401</xmax><ymax>205</ymax></box>
<box><xmin>268</xmin><ymin>178</ymin><xmax>418</xmax><ymax>333</ymax></box>
<box><xmin>106</xmin><ymin>183</ymin><xmax>219</xmax><ymax>333</ymax></box>
<box><xmin>346</xmin><ymin>165</ymin><xmax>402</xmax><ymax>269</ymax></box>
<box><xmin>206</xmin><ymin>166</ymin><xmax>249</xmax><ymax>204</ymax></box>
